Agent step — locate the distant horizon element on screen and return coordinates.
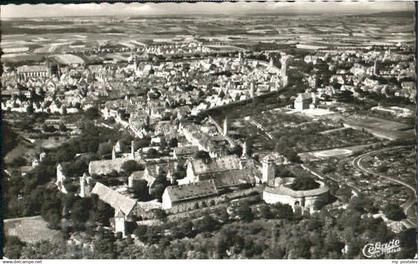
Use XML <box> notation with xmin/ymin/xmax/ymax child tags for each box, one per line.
<box><xmin>1</xmin><ymin>2</ymin><xmax>415</xmax><ymax>19</ymax></box>
<box><xmin>1</xmin><ymin>10</ymin><xmax>415</xmax><ymax>20</ymax></box>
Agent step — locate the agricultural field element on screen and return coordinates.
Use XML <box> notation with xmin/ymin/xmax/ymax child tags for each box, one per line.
<box><xmin>4</xmin><ymin>216</ymin><xmax>63</xmax><ymax>244</ymax></box>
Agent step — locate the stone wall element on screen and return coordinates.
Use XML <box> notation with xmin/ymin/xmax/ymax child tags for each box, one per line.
<box><xmin>167</xmin><ymin>187</ymin><xmax>260</xmax><ymax>214</ymax></box>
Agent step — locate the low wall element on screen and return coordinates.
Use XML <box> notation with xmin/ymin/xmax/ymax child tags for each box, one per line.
<box><xmin>167</xmin><ymin>187</ymin><xmax>260</xmax><ymax>214</ymax></box>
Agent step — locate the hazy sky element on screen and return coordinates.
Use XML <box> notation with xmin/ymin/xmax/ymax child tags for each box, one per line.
<box><xmin>1</xmin><ymin>1</ymin><xmax>415</xmax><ymax>18</ymax></box>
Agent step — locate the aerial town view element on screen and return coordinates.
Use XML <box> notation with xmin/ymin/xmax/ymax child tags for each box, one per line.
<box><xmin>1</xmin><ymin>2</ymin><xmax>417</xmax><ymax>260</ymax></box>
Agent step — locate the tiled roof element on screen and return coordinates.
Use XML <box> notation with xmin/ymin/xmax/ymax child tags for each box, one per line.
<box><xmin>165</xmin><ymin>180</ymin><xmax>218</xmax><ymax>203</ymax></box>
<box><xmin>91</xmin><ymin>182</ymin><xmax>137</xmax><ymax>216</ymax></box>
<box><xmin>130</xmin><ymin>171</ymin><xmax>145</xmax><ymax>180</ymax></box>
<box><xmin>264</xmin><ymin>184</ymin><xmax>329</xmax><ymax>198</ymax></box>
<box><xmin>174</xmin><ymin>146</ymin><xmax>199</xmax><ymax>155</ymax></box>
<box><xmin>212</xmin><ymin>169</ymin><xmax>255</xmax><ymax>189</ymax></box>
<box><xmin>190</xmin><ymin>155</ymin><xmax>242</xmax><ymax>175</ymax></box>
<box><xmin>17</xmin><ymin>65</ymin><xmax>48</xmax><ymax>73</ymax></box>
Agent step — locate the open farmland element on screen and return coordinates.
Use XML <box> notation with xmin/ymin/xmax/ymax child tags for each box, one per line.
<box><xmin>4</xmin><ymin>216</ymin><xmax>63</xmax><ymax>244</ymax></box>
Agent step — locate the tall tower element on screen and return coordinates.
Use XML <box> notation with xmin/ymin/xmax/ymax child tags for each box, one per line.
<box><xmin>114</xmin><ymin>210</ymin><xmax>126</xmax><ymax>237</ymax></box>
<box><xmin>112</xmin><ymin>146</ymin><xmax>116</xmax><ymax>160</ymax></box>
<box><xmin>241</xmin><ymin>141</ymin><xmax>248</xmax><ymax>158</ymax></box>
<box><xmin>223</xmin><ymin>117</ymin><xmax>228</xmax><ymax>136</ymax></box>
<box><xmin>280</xmin><ymin>56</ymin><xmax>289</xmax><ymax>79</ymax></box>
<box><xmin>275</xmin><ymin>81</ymin><xmax>280</xmax><ymax>92</ymax></box>
<box><xmin>79</xmin><ymin>173</ymin><xmax>91</xmax><ymax>198</ymax></box>
<box><xmin>56</xmin><ymin>164</ymin><xmax>67</xmax><ymax>194</ymax></box>
<box><xmin>269</xmin><ymin>57</ymin><xmax>274</xmax><ymax>67</ymax></box>
<box><xmin>262</xmin><ymin>157</ymin><xmax>275</xmax><ymax>186</ymax></box>
<box><xmin>373</xmin><ymin>60</ymin><xmax>380</xmax><ymax>76</ymax></box>
<box><xmin>131</xmin><ymin>140</ymin><xmax>135</xmax><ymax>159</ymax></box>
<box><xmin>250</xmin><ymin>81</ymin><xmax>255</xmax><ymax>98</ymax></box>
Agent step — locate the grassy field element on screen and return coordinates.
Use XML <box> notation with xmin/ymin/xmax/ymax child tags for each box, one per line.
<box><xmin>4</xmin><ymin>139</ymin><xmax>39</xmax><ymax>165</ymax></box>
<box><xmin>4</xmin><ymin>216</ymin><xmax>63</xmax><ymax>244</ymax></box>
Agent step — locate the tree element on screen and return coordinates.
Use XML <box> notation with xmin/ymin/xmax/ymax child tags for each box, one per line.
<box><xmin>134</xmin><ymin>225</ymin><xmax>149</xmax><ymax>241</ymax></box>
<box><xmin>335</xmin><ymin>185</ymin><xmax>353</xmax><ymax>202</ymax></box>
<box><xmin>275</xmin><ymin>167</ymin><xmax>295</xmax><ymax>178</ymax></box>
<box><xmin>146</xmin><ymin>148</ymin><xmax>159</xmax><ymax>159</ymax></box>
<box><xmin>228</xmin><ymin>145</ymin><xmax>242</xmax><ymax>157</ymax></box>
<box><xmin>236</xmin><ymin>202</ymin><xmax>254</xmax><ymax>222</ymax></box>
<box><xmin>93</xmin><ymin>229</ymin><xmax>117</xmax><ymax>258</ymax></box>
<box><xmin>132</xmin><ymin>179</ymin><xmax>149</xmax><ymax>201</ymax></box>
<box><xmin>324</xmin><ymin>232</ymin><xmax>345</xmax><ymax>254</ymax></box>
<box><xmin>348</xmin><ymin>196</ymin><xmax>377</xmax><ymax>214</ymax></box>
<box><xmin>258</xmin><ymin>204</ymin><xmax>273</xmax><ymax>219</ymax></box>
<box><xmin>284</xmin><ymin>148</ymin><xmax>301</xmax><ymax>163</ymax></box>
<box><xmin>42</xmin><ymin>123</ymin><xmax>57</xmax><ymax>133</ymax></box>
<box><xmin>92</xmin><ymin>199</ymin><xmax>114</xmax><ymax>226</ymax></box>
<box><xmin>84</xmin><ymin>107</ymin><xmax>100</xmax><ymax>120</ymax></box>
<box><xmin>271</xmin><ymin>203</ymin><xmax>293</xmax><ymax>220</ymax></box>
<box><xmin>4</xmin><ymin>236</ymin><xmax>25</xmax><ymax>259</ymax></box>
<box><xmin>168</xmin><ymin>138</ymin><xmax>178</xmax><ymax>148</ymax></box>
<box><xmin>10</xmin><ymin>156</ymin><xmax>27</xmax><ymax>167</ymax></box>
<box><xmin>290</xmin><ymin>176</ymin><xmax>319</xmax><ymax>191</ymax></box>
<box><xmin>194</xmin><ymin>150</ymin><xmax>211</xmax><ymax>164</ymax></box>
<box><xmin>377</xmin><ymin>164</ymin><xmax>389</xmax><ymax>173</ymax></box>
<box><xmin>26</xmin><ymin>104</ymin><xmax>34</xmax><ymax>114</ymax></box>
<box><xmin>292</xmin><ymin>238</ymin><xmax>312</xmax><ymax>258</ymax></box>
<box><xmin>71</xmin><ymin>198</ymin><xmax>92</xmax><ymax>228</ymax></box>
<box><xmin>121</xmin><ymin>160</ymin><xmax>143</xmax><ymax>175</ymax></box>
<box><xmin>59</xmin><ymin>123</ymin><xmax>67</xmax><ymax>131</ymax></box>
<box><xmin>383</xmin><ymin>204</ymin><xmax>406</xmax><ymax>221</ymax></box>
<box><xmin>397</xmin><ymin>228</ymin><xmax>417</xmax><ymax>258</ymax></box>
<box><xmin>98</xmin><ymin>142</ymin><xmax>113</xmax><ymax>156</ymax></box>
<box><xmin>196</xmin><ymin>213</ymin><xmax>218</xmax><ymax>232</ymax></box>
<box><xmin>153</xmin><ymin>209</ymin><xmax>167</xmax><ymax>221</ymax></box>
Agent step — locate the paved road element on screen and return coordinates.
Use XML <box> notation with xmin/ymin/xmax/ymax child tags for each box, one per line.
<box><xmin>351</xmin><ymin>145</ymin><xmax>417</xmax><ymax>227</ymax></box>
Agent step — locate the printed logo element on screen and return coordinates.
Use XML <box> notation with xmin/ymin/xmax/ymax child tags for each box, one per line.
<box><xmin>362</xmin><ymin>239</ymin><xmax>401</xmax><ymax>258</ymax></box>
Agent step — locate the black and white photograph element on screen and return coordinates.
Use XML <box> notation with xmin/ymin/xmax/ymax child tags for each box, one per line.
<box><xmin>1</xmin><ymin>1</ymin><xmax>418</xmax><ymax>260</ymax></box>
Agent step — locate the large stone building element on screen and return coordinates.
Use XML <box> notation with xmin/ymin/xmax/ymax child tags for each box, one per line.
<box><xmin>91</xmin><ymin>182</ymin><xmax>161</xmax><ymax>236</ymax></box>
<box><xmin>91</xmin><ymin>182</ymin><xmax>138</xmax><ymax>236</ymax></box>
<box><xmin>162</xmin><ymin>180</ymin><xmax>218</xmax><ymax>210</ymax></box>
<box><xmin>161</xmin><ymin>155</ymin><xmax>258</xmax><ymax>211</ymax></box>
<box><xmin>128</xmin><ymin>162</ymin><xmax>178</xmax><ymax>192</ymax></box>
<box><xmin>294</xmin><ymin>92</ymin><xmax>315</xmax><ymax>111</ymax></box>
<box><xmin>16</xmin><ymin>65</ymin><xmax>51</xmax><ymax>80</ymax></box>
<box><xmin>180</xmin><ymin>155</ymin><xmax>256</xmax><ymax>185</ymax></box>
<box><xmin>173</xmin><ymin>145</ymin><xmax>199</xmax><ymax>159</ymax></box>
<box><xmin>263</xmin><ymin>179</ymin><xmax>329</xmax><ymax>214</ymax></box>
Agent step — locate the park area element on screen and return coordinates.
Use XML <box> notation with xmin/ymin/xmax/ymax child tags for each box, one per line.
<box><xmin>4</xmin><ymin>216</ymin><xmax>63</xmax><ymax>244</ymax></box>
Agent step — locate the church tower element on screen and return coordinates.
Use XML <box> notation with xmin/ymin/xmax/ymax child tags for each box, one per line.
<box><xmin>280</xmin><ymin>56</ymin><xmax>289</xmax><ymax>79</ymax></box>
<box><xmin>112</xmin><ymin>146</ymin><xmax>116</xmax><ymax>160</ymax></box>
<box><xmin>79</xmin><ymin>172</ymin><xmax>92</xmax><ymax>198</ymax></box>
<box><xmin>241</xmin><ymin>141</ymin><xmax>248</xmax><ymax>158</ymax></box>
<box><xmin>262</xmin><ymin>156</ymin><xmax>275</xmax><ymax>186</ymax></box>
<box><xmin>114</xmin><ymin>210</ymin><xmax>127</xmax><ymax>237</ymax></box>
<box><xmin>373</xmin><ymin>60</ymin><xmax>380</xmax><ymax>76</ymax></box>
<box><xmin>250</xmin><ymin>81</ymin><xmax>255</xmax><ymax>98</ymax></box>
<box><xmin>223</xmin><ymin>117</ymin><xmax>229</xmax><ymax>136</ymax></box>
<box><xmin>131</xmin><ymin>140</ymin><xmax>135</xmax><ymax>159</ymax></box>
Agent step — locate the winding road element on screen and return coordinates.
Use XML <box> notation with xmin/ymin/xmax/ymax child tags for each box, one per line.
<box><xmin>351</xmin><ymin>145</ymin><xmax>417</xmax><ymax>227</ymax></box>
